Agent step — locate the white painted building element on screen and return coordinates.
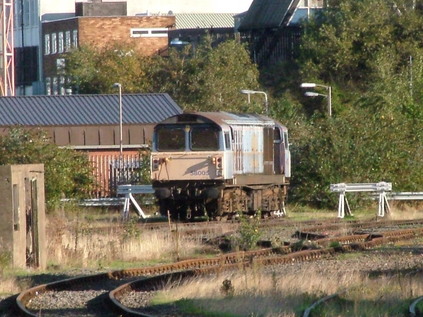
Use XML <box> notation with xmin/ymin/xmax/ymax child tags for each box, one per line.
<box><xmin>14</xmin><ymin>0</ymin><xmax>253</xmax><ymax>96</ymax></box>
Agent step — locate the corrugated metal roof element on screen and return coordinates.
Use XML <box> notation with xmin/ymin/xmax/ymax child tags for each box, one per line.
<box><xmin>0</xmin><ymin>94</ymin><xmax>183</xmax><ymax>126</ymax></box>
<box><xmin>238</xmin><ymin>0</ymin><xmax>298</xmax><ymax>31</ymax></box>
<box><xmin>175</xmin><ymin>13</ymin><xmax>235</xmax><ymax>29</ymax></box>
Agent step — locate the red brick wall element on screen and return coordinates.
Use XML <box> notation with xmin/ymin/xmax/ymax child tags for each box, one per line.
<box><xmin>79</xmin><ymin>16</ymin><xmax>174</xmax><ymax>55</ymax></box>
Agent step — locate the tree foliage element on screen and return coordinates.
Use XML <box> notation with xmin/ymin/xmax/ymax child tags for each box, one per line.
<box><xmin>286</xmin><ymin>0</ymin><xmax>423</xmax><ymax>204</ymax></box>
<box><xmin>65</xmin><ymin>38</ymin><xmax>262</xmax><ymax>113</ymax></box>
<box><xmin>0</xmin><ymin>129</ymin><xmax>94</xmax><ymax>210</ymax></box>
<box><xmin>300</xmin><ymin>0</ymin><xmax>423</xmax><ymax>110</ymax></box>
<box><xmin>65</xmin><ymin>43</ymin><xmax>153</xmax><ymax>94</ymax></box>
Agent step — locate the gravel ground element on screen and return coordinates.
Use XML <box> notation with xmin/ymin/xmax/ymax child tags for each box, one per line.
<box><xmin>116</xmin><ymin>243</ymin><xmax>423</xmax><ymax>316</ymax></box>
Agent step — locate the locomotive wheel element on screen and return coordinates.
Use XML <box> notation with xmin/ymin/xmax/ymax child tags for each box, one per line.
<box><xmin>174</xmin><ymin>202</ymin><xmax>187</xmax><ymax>221</ymax></box>
<box><xmin>158</xmin><ymin>199</ymin><xmax>170</xmax><ymax>217</ymax></box>
<box><xmin>205</xmin><ymin>199</ymin><xmax>221</xmax><ymax>219</ymax></box>
<box><xmin>159</xmin><ymin>199</ymin><xmax>187</xmax><ymax>220</ymax></box>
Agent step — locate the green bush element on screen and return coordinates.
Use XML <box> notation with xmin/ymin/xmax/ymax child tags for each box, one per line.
<box><xmin>0</xmin><ymin>128</ymin><xmax>95</xmax><ymax>210</ymax></box>
<box><xmin>233</xmin><ymin>215</ymin><xmax>262</xmax><ymax>251</ymax></box>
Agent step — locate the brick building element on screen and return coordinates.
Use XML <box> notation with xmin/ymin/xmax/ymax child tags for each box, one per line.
<box><xmin>42</xmin><ymin>12</ymin><xmax>175</xmax><ymax>95</ymax></box>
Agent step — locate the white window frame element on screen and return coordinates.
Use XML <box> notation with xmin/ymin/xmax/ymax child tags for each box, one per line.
<box><xmin>65</xmin><ymin>31</ymin><xmax>71</xmax><ymax>52</ymax></box>
<box><xmin>44</xmin><ymin>34</ymin><xmax>51</xmax><ymax>55</ymax></box>
<box><xmin>59</xmin><ymin>76</ymin><xmax>66</xmax><ymax>95</ymax></box>
<box><xmin>130</xmin><ymin>28</ymin><xmax>168</xmax><ymax>38</ymax></box>
<box><xmin>58</xmin><ymin>32</ymin><xmax>64</xmax><ymax>53</ymax></box>
<box><xmin>51</xmin><ymin>33</ymin><xmax>57</xmax><ymax>54</ymax></box>
<box><xmin>45</xmin><ymin>77</ymin><xmax>51</xmax><ymax>95</ymax></box>
<box><xmin>56</xmin><ymin>58</ymin><xmax>65</xmax><ymax>74</ymax></box>
<box><xmin>52</xmin><ymin>77</ymin><xmax>58</xmax><ymax>95</ymax></box>
<box><xmin>72</xmin><ymin>30</ymin><xmax>78</xmax><ymax>48</ymax></box>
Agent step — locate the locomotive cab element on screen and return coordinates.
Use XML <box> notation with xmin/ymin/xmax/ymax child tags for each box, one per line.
<box><xmin>151</xmin><ymin>114</ymin><xmax>231</xmax><ymax>181</ymax></box>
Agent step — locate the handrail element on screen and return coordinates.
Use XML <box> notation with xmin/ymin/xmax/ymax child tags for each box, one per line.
<box><xmin>330</xmin><ymin>182</ymin><xmax>392</xmax><ymax>218</ymax></box>
<box><xmin>117</xmin><ymin>184</ymin><xmax>155</xmax><ymax>220</ymax></box>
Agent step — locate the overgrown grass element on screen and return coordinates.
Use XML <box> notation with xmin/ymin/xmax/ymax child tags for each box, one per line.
<box><xmin>45</xmin><ymin>214</ymin><xmax>216</xmax><ymax>270</ymax></box>
<box><xmin>2</xmin><ymin>204</ymin><xmax>423</xmax><ymax>313</ymax></box>
<box><xmin>315</xmin><ymin>273</ymin><xmax>421</xmax><ymax>316</ymax></box>
<box><xmin>148</xmin><ymin>267</ymin><xmax>423</xmax><ymax>317</ymax></box>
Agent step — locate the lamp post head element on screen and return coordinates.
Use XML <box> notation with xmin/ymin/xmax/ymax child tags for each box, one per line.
<box><xmin>300</xmin><ymin>83</ymin><xmax>317</xmax><ymax>88</ymax></box>
<box><xmin>240</xmin><ymin>89</ymin><xmax>254</xmax><ymax>94</ymax></box>
<box><xmin>112</xmin><ymin>83</ymin><xmax>121</xmax><ymax>89</ymax></box>
<box><xmin>304</xmin><ymin>91</ymin><xmax>321</xmax><ymax>97</ymax></box>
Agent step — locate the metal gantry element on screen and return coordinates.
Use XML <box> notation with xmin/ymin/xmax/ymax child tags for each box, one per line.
<box><xmin>0</xmin><ymin>0</ymin><xmax>14</xmax><ymax>96</ymax></box>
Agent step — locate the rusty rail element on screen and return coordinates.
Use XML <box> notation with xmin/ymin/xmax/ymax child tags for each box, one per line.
<box><xmin>16</xmin><ymin>226</ymin><xmax>423</xmax><ymax>316</ymax></box>
<box><xmin>107</xmin><ymin>227</ymin><xmax>423</xmax><ymax>316</ymax></box>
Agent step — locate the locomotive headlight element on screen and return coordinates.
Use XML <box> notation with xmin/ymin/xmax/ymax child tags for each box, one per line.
<box><xmin>211</xmin><ymin>156</ymin><xmax>223</xmax><ymax>170</ymax></box>
<box><xmin>217</xmin><ymin>157</ymin><xmax>222</xmax><ymax>169</ymax></box>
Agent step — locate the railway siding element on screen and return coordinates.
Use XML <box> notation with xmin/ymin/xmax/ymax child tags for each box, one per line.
<box><xmin>15</xmin><ymin>222</ymin><xmax>423</xmax><ymax>316</ymax></box>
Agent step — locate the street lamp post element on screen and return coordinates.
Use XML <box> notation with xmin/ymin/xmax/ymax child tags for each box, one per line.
<box><xmin>300</xmin><ymin>82</ymin><xmax>332</xmax><ymax>117</ymax></box>
<box><xmin>240</xmin><ymin>89</ymin><xmax>269</xmax><ymax>115</ymax></box>
<box><xmin>112</xmin><ymin>83</ymin><xmax>123</xmax><ymax>181</ymax></box>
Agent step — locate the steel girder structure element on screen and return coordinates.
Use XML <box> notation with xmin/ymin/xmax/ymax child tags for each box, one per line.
<box><xmin>0</xmin><ymin>0</ymin><xmax>14</xmax><ymax>96</ymax></box>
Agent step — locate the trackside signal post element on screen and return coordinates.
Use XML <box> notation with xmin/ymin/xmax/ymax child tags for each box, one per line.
<box><xmin>330</xmin><ymin>182</ymin><xmax>392</xmax><ymax>218</ymax></box>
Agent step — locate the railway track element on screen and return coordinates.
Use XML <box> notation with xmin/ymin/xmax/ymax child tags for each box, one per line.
<box><xmin>14</xmin><ymin>224</ymin><xmax>423</xmax><ymax>317</ymax></box>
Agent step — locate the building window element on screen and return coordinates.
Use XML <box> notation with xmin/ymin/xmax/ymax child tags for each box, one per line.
<box><xmin>59</xmin><ymin>76</ymin><xmax>66</xmax><ymax>95</ymax></box>
<box><xmin>130</xmin><ymin>28</ymin><xmax>168</xmax><ymax>38</ymax></box>
<box><xmin>51</xmin><ymin>33</ymin><xmax>57</xmax><ymax>54</ymax></box>
<box><xmin>56</xmin><ymin>58</ymin><xmax>65</xmax><ymax>74</ymax></box>
<box><xmin>15</xmin><ymin>2</ymin><xmax>22</xmax><ymax>29</ymax></box>
<box><xmin>58</xmin><ymin>32</ymin><xmax>64</xmax><ymax>53</ymax></box>
<box><xmin>65</xmin><ymin>31</ymin><xmax>71</xmax><ymax>52</ymax></box>
<box><xmin>15</xmin><ymin>0</ymin><xmax>38</xmax><ymax>29</ymax></box>
<box><xmin>52</xmin><ymin>77</ymin><xmax>58</xmax><ymax>95</ymax></box>
<box><xmin>44</xmin><ymin>34</ymin><xmax>51</xmax><ymax>55</ymax></box>
<box><xmin>23</xmin><ymin>0</ymin><xmax>30</xmax><ymax>26</ymax></box>
<box><xmin>45</xmin><ymin>77</ymin><xmax>51</xmax><ymax>95</ymax></box>
<box><xmin>72</xmin><ymin>30</ymin><xmax>78</xmax><ymax>48</ymax></box>
<box><xmin>66</xmin><ymin>77</ymin><xmax>73</xmax><ymax>95</ymax></box>
<box><xmin>300</xmin><ymin>0</ymin><xmax>324</xmax><ymax>7</ymax></box>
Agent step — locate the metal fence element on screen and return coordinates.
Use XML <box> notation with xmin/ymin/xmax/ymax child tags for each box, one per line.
<box><xmin>88</xmin><ymin>152</ymin><xmax>144</xmax><ymax>198</ymax></box>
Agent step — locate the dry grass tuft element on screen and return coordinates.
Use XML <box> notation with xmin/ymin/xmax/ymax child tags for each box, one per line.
<box><xmin>388</xmin><ymin>203</ymin><xmax>423</xmax><ymax>220</ymax></box>
<box><xmin>46</xmin><ymin>215</ymin><xmax>207</xmax><ymax>269</ymax></box>
<box><xmin>154</xmin><ymin>265</ymin><xmax>423</xmax><ymax>316</ymax></box>
<box><xmin>0</xmin><ymin>277</ymin><xmax>21</xmax><ymax>295</ymax></box>
<box><xmin>154</xmin><ymin>267</ymin><xmax>366</xmax><ymax>316</ymax></box>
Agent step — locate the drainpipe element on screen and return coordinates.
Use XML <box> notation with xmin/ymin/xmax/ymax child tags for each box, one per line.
<box><xmin>20</xmin><ymin>0</ymin><xmax>25</xmax><ymax>95</ymax></box>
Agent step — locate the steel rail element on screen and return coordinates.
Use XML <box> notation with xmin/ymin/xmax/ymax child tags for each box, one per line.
<box><xmin>303</xmin><ymin>293</ymin><xmax>339</xmax><ymax>317</ymax></box>
<box><xmin>15</xmin><ymin>226</ymin><xmax>423</xmax><ymax>316</ymax></box>
<box><xmin>15</xmin><ymin>248</ymin><xmax>276</xmax><ymax>316</ymax></box>
<box><xmin>409</xmin><ymin>296</ymin><xmax>423</xmax><ymax>317</ymax></box>
<box><xmin>108</xmin><ymin>227</ymin><xmax>423</xmax><ymax>316</ymax></box>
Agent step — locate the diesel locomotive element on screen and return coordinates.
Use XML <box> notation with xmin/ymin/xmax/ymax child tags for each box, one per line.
<box><xmin>150</xmin><ymin>112</ymin><xmax>291</xmax><ymax>220</ymax></box>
